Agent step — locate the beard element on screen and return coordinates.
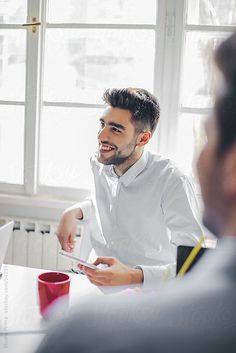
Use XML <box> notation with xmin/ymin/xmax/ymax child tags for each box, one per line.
<box><xmin>100</xmin><ymin>149</ymin><xmax>136</xmax><ymax>166</ymax></box>
<box><xmin>98</xmin><ymin>140</ymin><xmax>137</xmax><ymax>166</ymax></box>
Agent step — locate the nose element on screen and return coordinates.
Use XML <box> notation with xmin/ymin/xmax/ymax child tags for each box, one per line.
<box><xmin>98</xmin><ymin>126</ymin><xmax>109</xmax><ymax>141</ymax></box>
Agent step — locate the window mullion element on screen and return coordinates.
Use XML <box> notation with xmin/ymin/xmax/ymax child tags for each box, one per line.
<box><xmin>148</xmin><ymin>0</ymin><xmax>166</xmax><ymax>153</ymax></box>
<box><xmin>156</xmin><ymin>0</ymin><xmax>186</xmax><ymax>158</ymax></box>
<box><xmin>24</xmin><ymin>0</ymin><xmax>42</xmax><ymax>195</ymax></box>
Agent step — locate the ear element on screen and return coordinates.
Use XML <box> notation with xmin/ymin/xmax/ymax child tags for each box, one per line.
<box><xmin>222</xmin><ymin>144</ymin><xmax>236</xmax><ymax>197</ymax></box>
<box><xmin>136</xmin><ymin>131</ymin><xmax>152</xmax><ymax>147</ymax></box>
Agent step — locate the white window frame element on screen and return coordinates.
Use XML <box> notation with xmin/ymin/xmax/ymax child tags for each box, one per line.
<box><xmin>0</xmin><ymin>0</ymin><xmax>167</xmax><ymax>201</ymax></box>
<box><xmin>0</xmin><ymin>0</ymin><xmax>42</xmax><ymax>196</ymax></box>
<box><xmin>180</xmin><ymin>1</ymin><xmax>236</xmax><ymax>118</ymax></box>
<box><xmin>0</xmin><ymin>0</ymin><xmax>236</xmax><ymax>214</ymax></box>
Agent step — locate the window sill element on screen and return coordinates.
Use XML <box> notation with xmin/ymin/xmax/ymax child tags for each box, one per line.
<box><xmin>0</xmin><ymin>193</ymin><xmax>81</xmax><ymax>222</ymax></box>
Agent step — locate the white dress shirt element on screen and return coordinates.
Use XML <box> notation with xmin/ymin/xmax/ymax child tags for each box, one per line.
<box><xmin>78</xmin><ymin>150</ymin><xmax>203</xmax><ymax>288</ymax></box>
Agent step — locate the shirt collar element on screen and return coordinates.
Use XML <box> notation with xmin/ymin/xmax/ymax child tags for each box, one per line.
<box><xmin>114</xmin><ymin>150</ymin><xmax>149</xmax><ymax>187</ymax></box>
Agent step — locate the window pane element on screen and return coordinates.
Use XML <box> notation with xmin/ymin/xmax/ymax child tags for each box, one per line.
<box><xmin>43</xmin><ymin>29</ymin><xmax>155</xmax><ymax>104</ymax></box>
<box><xmin>0</xmin><ymin>30</ymin><xmax>26</xmax><ymax>101</ymax></box>
<box><xmin>0</xmin><ymin>105</ymin><xmax>24</xmax><ymax>184</ymax></box>
<box><xmin>181</xmin><ymin>31</ymin><xmax>228</xmax><ymax>108</ymax></box>
<box><xmin>187</xmin><ymin>0</ymin><xmax>236</xmax><ymax>25</ymax></box>
<box><xmin>48</xmin><ymin>0</ymin><xmax>157</xmax><ymax>24</ymax></box>
<box><xmin>0</xmin><ymin>0</ymin><xmax>27</xmax><ymax>24</ymax></box>
<box><xmin>39</xmin><ymin>106</ymin><xmax>102</xmax><ymax>188</ymax></box>
<box><xmin>174</xmin><ymin>113</ymin><xmax>206</xmax><ymax>178</ymax></box>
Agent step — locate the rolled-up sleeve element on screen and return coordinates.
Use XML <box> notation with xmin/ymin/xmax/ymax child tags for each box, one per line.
<box><xmin>74</xmin><ymin>198</ymin><xmax>93</xmax><ymax>221</ymax></box>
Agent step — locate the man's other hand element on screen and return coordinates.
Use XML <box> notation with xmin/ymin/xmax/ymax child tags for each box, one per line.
<box><xmin>56</xmin><ymin>207</ymin><xmax>83</xmax><ymax>252</ymax></box>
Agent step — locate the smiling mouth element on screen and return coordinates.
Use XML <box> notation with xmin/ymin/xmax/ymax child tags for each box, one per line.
<box><xmin>100</xmin><ymin>144</ymin><xmax>115</xmax><ymax>153</ymax></box>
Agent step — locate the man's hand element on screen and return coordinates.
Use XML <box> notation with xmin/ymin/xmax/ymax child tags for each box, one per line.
<box><xmin>78</xmin><ymin>257</ymin><xmax>143</xmax><ymax>287</ymax></box>
<box><xmin>57</xmin><ymin>207</ymin><xmax>83</xmax><ymax>252</ymax></box>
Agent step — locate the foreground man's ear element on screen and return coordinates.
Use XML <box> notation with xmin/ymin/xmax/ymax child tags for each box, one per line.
<box><xmin>223</xmin><ymin>144</ymin><xmax>236</xmax><ymax>197</ymax></box>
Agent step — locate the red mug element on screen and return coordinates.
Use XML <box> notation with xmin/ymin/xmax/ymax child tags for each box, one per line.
<box><xmin>38</xmin><ymin>272</ymin><xmax>70</xmax><ymax>318</ymax></box>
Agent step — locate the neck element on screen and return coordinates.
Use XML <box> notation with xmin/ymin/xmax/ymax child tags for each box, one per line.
<box><xmin>113</xmin><ymin>148</ymin><xmax>144</xmax><ymax>176</ymax></box>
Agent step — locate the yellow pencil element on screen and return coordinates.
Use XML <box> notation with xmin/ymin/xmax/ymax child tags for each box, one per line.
<box><xmin>177</xmin><ymin>236</ymin><xmax>207</xmax><ymax>277</ymax></box>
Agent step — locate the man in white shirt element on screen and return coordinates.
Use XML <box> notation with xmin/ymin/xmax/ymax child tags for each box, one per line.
<box><xmin>36</xmin><ymin>32</ymin><xmax>236</xmax><ymax>353</ymax></box>
<box><xmin>57</xmin><ymin>88</ymin><xmax>203</xmax><ymax>288</ymax></box>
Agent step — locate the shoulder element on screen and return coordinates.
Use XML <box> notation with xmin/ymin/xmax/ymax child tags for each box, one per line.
<box><xmin>146</xmin><ymin>151</ymin><xmax>190</xmax><ymax>185</ymax></box>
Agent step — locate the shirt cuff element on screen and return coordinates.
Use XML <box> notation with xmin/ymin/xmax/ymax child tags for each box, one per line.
<box><xmin>137</xmin><ymin>263</ymin><xmax>176</xmax><ymax>291</ymax></box>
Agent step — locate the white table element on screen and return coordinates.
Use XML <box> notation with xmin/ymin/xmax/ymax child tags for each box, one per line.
<box><xmin>0</xmin><ymin>264</ymin><xmax>102</xmax><ymax>353</ymax></box>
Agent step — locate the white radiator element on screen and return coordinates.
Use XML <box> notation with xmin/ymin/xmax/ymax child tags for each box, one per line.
<box><xmin>1</xmin><ymin>217</ymin><xmax>88</xmax><ymax>271</ymax></box>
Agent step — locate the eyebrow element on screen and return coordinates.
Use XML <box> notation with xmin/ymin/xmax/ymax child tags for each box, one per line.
<box><xmin>99</xmin><ymin>118</ymin><xmax>126</xmax><ymax>131</ymax></box>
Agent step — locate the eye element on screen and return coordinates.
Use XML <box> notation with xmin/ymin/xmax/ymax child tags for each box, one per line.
<box><xmin>100</xmin><ymin>121</ymin><xmax>105</xmax><ymax>128</ymax></box>
<box><xmin>111</xmin><ymin>126</ymin><xmax>121</xmax><ymax>133</ymax></box>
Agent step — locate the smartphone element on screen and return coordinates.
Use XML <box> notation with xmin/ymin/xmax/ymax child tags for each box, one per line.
<box><xmin>58</xmin><ymin>249</ymin><xmax>97</xmax><ymax>270</ymax></box>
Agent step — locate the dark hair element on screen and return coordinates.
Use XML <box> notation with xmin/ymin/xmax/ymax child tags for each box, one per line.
<box><xmin>103</xmin><ymin>88</ymin><xmax>160</xmax><ymax>133</ymax></box>
<box><xmin>214</xmin><ymin>32</ymin><xmax>236</xmax><ymax>154</ymax></box>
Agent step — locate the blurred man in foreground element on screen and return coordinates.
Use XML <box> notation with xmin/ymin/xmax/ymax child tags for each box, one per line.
<box><xmin>36</xmin><ymin>32</ymin><xmax>236</xmax><ymax>353</ymax></box>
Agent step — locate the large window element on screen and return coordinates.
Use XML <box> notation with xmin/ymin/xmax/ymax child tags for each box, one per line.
<box><xmin>174</xmin><ymin>0</ymin><xmax>236</xmax><ymax>177</ymax></box>
<box><xmin>0</xmin><ymin>0</ymin><xmax>26</xmax><ymax>186</ymax></box>
<box><xmin>0</xmin><ymin>0</ymin><xmax>235</xmax><ymax>200</ymax></box>
<box><xmin>40</xmin><ymin>0</ymin><xmax>157</xmax><ymax>191</ymax></box>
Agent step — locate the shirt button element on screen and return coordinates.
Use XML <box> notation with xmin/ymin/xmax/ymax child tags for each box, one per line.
<box><xmin>110</xmin><ymin>241</ymin><xmax>114</xmax><ymax>245</ymax></box>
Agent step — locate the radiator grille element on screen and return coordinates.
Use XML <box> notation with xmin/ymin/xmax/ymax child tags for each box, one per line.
<box><xmin>1</xmin><ymin>217</ymin><xmax>84</xmax><ymax>271</ymax></box>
